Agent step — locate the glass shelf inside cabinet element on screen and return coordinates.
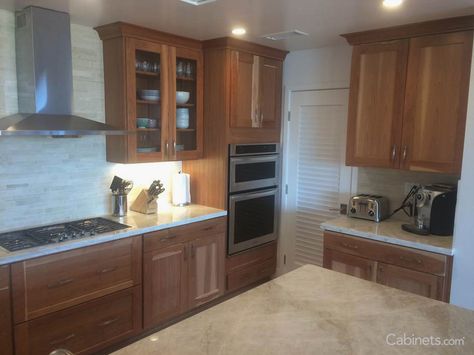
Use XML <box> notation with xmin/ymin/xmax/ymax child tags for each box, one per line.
<box><xmin>136</xmin><ymin>49</ymin><xmax>162</xmax><ymax>155</ymax></box>
<box><xmin>176</xmin><ymin>57</ymin><xmax>197</xmax><ymax>152</ymax></box>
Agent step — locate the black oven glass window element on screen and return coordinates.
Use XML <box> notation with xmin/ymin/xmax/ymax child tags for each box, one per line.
<box><xmin>235</xmin><ymin>161</ymin><xmax>276</xmax><ymax>183</ymax></box>
<box><xmin>234</xmin><ymin>195</ymin><xmax>275</xmax><ymax>244</ymax></box>
<box><xmin>235</xmin><ymin>144</ymin><xmax>277</xmax><ymax>155</ymax></box>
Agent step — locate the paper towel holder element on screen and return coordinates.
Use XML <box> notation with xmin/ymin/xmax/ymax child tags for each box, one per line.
<box><xmin>172</xmin><ymin>171</ymin><xmax>191</xmax><ymax>206</ymax></box>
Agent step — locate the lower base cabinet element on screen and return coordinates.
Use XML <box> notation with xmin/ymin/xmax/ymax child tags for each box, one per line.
<box><xmin>143</xmin><ymin>217</ymin><xmax>226</xmax><ymax>329</ymax></box>
<box><xmin>14</xmin><ymin>286</ymin><xmax>142</xmax><ymax>355</ymax></box>
<box><xmin>0</xmin><ymin>265</ymin><xmax>13</xmax><ymax>355</ymax></box>
<box><xmin>323</xmin><ymin>231</ymin><xmax>452</xmax><ymax>302</ymax></box>
<box><xmin>226</xmin><ymin>241</ymin><xmax>277</xmax><ymax>293</ymax></box>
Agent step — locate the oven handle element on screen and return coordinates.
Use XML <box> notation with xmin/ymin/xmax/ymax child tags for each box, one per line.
<box><xmin>230</xmin><ymin>155</ymin><xmax>280</xmax><ymax>165</ymax></box>
<box><xmin>229</xmin><ymin>187</ymin><xmax>280</xmax><ymax>202</ymax></box>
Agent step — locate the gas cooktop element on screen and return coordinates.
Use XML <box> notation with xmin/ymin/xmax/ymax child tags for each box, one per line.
<box><xmin>0</xmin><ymin>218</ymin><xmax>130</xmax><ymax>252</ymax></box>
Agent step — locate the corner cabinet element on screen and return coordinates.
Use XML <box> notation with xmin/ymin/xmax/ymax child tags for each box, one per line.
<box><xmin>95</xmin><ymin>22</ymin><xmax>203</xmax><ymax>163</ymax></box>
<box><xmin>343</xmin><ymin>17</ymin><xmax>474</xmax><ymax>175</ymax></box>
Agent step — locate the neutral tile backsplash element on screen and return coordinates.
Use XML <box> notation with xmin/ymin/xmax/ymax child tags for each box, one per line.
<box><xmin>357</xmin><ymin>168</ymin><xmax>459</xmax><ymax>221</ymax></box>
<box><xmin>0</xmin><ymin>10</ymin><xmax>181</xmax><ymax>232</ymax></box>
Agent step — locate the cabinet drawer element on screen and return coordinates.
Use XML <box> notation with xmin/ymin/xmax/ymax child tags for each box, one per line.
<box><xmin>0</xmin><ymin>265</ymin><xmax>13</xmax><ymax>355</ymax></box>
<box><xmin>226</xmin><ymin>257</ymin><xmax>276</xmax><ymax>293</ymax></box>
<box><xmin>12</xmin><ymin>236</ymin><xmax>142</xmax><ymax>323</ymax></box>
<box><xmin>144</xmin><ymin>217</ymin><xmax>226</xmax><ymax>252</ymax></box>
<box><xmin>14</xmin><ymin>286</ymin><xmax>142</xmax><ymax>355</ymax></box>
<box><xmin>324</xmin><ymin>232</ymin><xmax>447</xmax><ymax>275</ymax></box>
<box><xmin>226</xmin><ymin>240</ymin><xmax>277</xmax><ymax>272</ymax></box>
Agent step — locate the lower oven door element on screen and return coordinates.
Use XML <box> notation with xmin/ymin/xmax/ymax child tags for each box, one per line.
<box><xmin>228</xmin><ymin>187</ymin><xmax>279</xmax><ymax>255</ymax></box>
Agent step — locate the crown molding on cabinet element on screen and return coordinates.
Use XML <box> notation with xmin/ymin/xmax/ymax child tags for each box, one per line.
<box><xmin>341</xmin><ymin>14</ymin><xmax>474</xmax><ymax>45</ymax></box>
<box><xmin>203</xmin><ymin>37</ymin><xmax>288</xmax><ymax>61</ymax></box>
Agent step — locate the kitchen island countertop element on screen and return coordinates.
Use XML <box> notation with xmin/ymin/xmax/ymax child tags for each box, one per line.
<box><xmin>321</xmin><ymin>216</ymin><xmax>453</xmax><ymax>255</ymax></box>
<box><xmin>0</xmin><ymin>204</ymin><xmax>226</xmax><ymax>265</ymax></box>
<box><xmin>113</xmin><ymin>264</ymin><xmax>474</xmax><ymax>355</ymax></box>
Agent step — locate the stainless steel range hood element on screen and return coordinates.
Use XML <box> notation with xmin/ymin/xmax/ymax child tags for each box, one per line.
<box><xmin>0</xmin><ymin>6</ymin><xmax>126</xmax><ymax>137</ymax></box>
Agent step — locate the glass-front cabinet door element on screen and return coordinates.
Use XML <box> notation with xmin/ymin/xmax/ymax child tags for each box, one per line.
<box><xmin>127</xmin><ymin>39</ymin><xmax>169</xmax><ymax>162</ymax></box>
<box><xmin>169</xmin><ymin>47</ymin><xmax>203</xmax><ymax>160</ymax></box>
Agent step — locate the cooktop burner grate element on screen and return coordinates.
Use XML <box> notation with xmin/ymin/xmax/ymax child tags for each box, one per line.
<box><xmin>0</xmin><ymin>218</ymin><xmax>130</xmax><ymax>252</ymax></box>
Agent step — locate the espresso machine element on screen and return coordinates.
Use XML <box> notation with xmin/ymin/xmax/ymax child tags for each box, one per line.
<box><xmin>402</xmin><ymin>184</ymin><xmax>457</xmax><ymax>236</ymax></box>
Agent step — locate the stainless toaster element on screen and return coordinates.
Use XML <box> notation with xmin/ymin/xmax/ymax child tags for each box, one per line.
<box><xmin>348</xmin><ymin>194</ymin><xmax>390</xmax><ymax>222</ymax></box>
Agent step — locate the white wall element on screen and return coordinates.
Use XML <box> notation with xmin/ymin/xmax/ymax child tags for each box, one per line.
<box><xmin>450</xmin><ymin>37</ymin><xmax>474</xmax><ymax>310</ymax></box>
<box><xmin>0</xmin><ymin>9</ymin><xmax>181</xmax><ymax>231</ymax></box>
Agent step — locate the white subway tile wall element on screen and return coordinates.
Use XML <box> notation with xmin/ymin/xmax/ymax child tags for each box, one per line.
<box><xmin>357</xmin><ymin>167</ymin><xmax>459</xmax><ymax>221</ymax></box>
<box><xmin>0</xmin><ymin>10</ymin><xmax>181</xmax><ymax>231</ymax></box>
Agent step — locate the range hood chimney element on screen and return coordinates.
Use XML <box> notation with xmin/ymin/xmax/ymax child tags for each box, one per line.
<box><xmin>0</xmin><ymin>6</ymin><xmax>125</xmax><ymax>136</ymax></box>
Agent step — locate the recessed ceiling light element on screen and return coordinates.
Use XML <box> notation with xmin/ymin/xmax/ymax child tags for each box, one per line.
<box><xmin>383</xmin><ymin>0</ymin><xmax>404</xmax><ymax>8</ymax></box>
<box><xmin>180</xmin><ymin>0</ymin><xmax>216</xmax><ymax>6</ymax></box>
<box><xmin>232</xmin><ymin>27</ymin><xmax>246</xmax><ymax>36</ymax></box>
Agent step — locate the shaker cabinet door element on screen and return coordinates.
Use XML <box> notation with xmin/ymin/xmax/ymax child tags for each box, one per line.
<box><xmin>188</xmin><ymin>234</ymin><xmax>225</xmax><ymax>309</ymax></box>
<box><xmin>346</xmin><ymin>40</ymin><xmax>408</xmax><ymax>168</ymax></box>
<box><xmin>0</xmin><ymin>266</ymin><xmax>13</xmax><ymax>355</ymax></box>
<box><xmin>259</xmin><ymin>57</ymin><xmax>282</xmax><ymax>129</ymax></box>
<box><xmin>323</xmin><ymin>249</ymin><xmax>376</xmax><ymax>281</ymax></box>
<box><xmin>376</xmin><ymin>263</ymin><xmax>442</xmax><ymax>300</ymax></box>
<box><xmin>143</xmin><ymin>243</ymin><xmax>188</xmax><ymax>328</ymax></box>
<box><xmin>401</xmin><ymin>31</ymin><xmax>473</xmax><ymax>174</ymax></box>
<box><xmin>230</xmin><ymin>50</ymin><xmax>258</xmax><ymax>128</ymax></box>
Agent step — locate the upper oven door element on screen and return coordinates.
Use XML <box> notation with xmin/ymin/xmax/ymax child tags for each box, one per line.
<box><xmin>229</xmin><ymin>155</ymin><xmax>280</xmax><ymax>193</ymax></box>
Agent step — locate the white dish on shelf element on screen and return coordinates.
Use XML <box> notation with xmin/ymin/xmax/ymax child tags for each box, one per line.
<box><xmin>137</xmin><ymin>147</ymin><xmax>159</xmax><ymax>153</ymax></box>
<box><xmin>138</xmin><ymin>89</ymin><xmax>160</xmax><ymax>101</ymax></box>
<box><xmin>176</xmin><ymin>91</ymin><xmax>190</xmax><ymax>104</ymax></box>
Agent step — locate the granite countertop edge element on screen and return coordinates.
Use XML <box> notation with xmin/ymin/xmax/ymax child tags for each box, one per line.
<box><xmin>0</xmin><ymin>205</ymin><xmax>227</xmax><ymax>266</ymax></box>
<box><xmin>321</xmin><ymin>219</ymin><xmax>454</xmax><ymax>256</ymax></box>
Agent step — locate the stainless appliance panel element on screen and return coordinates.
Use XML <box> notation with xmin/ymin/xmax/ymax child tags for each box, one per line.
<box><xmin>229</xmin><ymin>155</ymin><xmax>280</xmax><ymax>193</ymax></box>
<box><xmin>228</xmin><ymin>187</ymin><xmax>279</xmax><ymax>255</ymax></box>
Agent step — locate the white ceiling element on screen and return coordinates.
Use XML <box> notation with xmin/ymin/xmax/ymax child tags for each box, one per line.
<box><xmin>0</xmin><ymin>0</ymin><xmax>473</xmax><ymax>50</ymax></box>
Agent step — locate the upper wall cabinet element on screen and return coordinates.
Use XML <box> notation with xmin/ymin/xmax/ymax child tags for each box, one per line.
<box><xmin>204</xmin><ymin>38</ymin><xmax>287</xmax><ymax>144</ymax></box>
<box><xmin>95</xmin><ymin>23</ymin><xmax>203</xmax><ymax>163</ymax></box>
<box><xmin>343</xmin><ymin>16</ymin><xmax>474</xmax><ymax>175</ymax></box>
<box><xmin>230</xmin><ymin>51</ymin><xmax>283</xmax><ymax>130</ymax></box>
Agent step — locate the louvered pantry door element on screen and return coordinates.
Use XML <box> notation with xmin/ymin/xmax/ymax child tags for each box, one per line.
<box><xmin>282</xmin><ymin>89</ymin><xmax>354</xmax><ymax>269</ymax></box>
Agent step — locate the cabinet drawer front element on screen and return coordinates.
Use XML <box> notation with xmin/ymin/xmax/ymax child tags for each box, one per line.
<box><xmin>226</xmin><ymin>240</ymin><xmax>277</xmax><ymax>272</ymax></box>
<box><xmin>12</xmin><ymin>237</ymin><xmax>142</xmax><ymax>323</ymax></box>
<box><xmin>14</xmin><ymin>286</ymin><xmax>142</xmax><ymax>355</ymax></box>
<box><xmin>144</xmin><ymin>217</ymin><xmax>226</xmax><ymax>252</ymax></box>
<box><xmin>226</xmin><ymin>256</ymin><xmax>276</xmax><ymax>292</ymax></box>
<box><xmin>324</xmin><ymin>232</ymin><xmax>447</xmax><ymax>275</ymax></box>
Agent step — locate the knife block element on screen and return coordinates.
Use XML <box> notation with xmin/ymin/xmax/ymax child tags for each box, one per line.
<box><xmin>130</xmin><ymin>189</ymin><xmax>157</xmax><ymax>214</ymax></box>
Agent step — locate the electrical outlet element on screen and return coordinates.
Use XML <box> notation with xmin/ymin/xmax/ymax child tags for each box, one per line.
<box><xmin>404</xmin><ymin>182</ymin><xmax>418</xmax><ymax>195</ymax></box>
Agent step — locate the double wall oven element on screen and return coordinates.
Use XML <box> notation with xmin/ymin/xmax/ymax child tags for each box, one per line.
<box><xmin>228</xmin><ymin>143</ymin><xmax>281</xmax><ymax>255</ymax></box>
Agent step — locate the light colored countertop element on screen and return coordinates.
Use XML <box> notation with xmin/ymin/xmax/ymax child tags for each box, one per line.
<box><xmin>321</xmin><ymin>216</ymin><xmax>453</xmax><ymax>255</ymax></box>
<box><xmin>113</xmin><ymin>264</ymin><xmax>474</xmax><ymax>355</ymax></box>
<box><xmin>0</xmin><ymin>204</ymin><xmax>226</xmax><ymax>266</ymax></box>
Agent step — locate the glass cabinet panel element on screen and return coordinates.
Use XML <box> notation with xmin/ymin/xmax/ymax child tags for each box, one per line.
<box><xmin>135</xmin><ymin>49</ymin><xmax>163</xmax><ymax>156</ymax></box>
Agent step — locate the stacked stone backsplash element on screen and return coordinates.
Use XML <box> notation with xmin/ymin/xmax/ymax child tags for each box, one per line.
<box><xmin>357</xmin><ymin>168</ymin><xmax>460</xmax><ymax>221</ymax></box>
<box><xmin>0</xmin><ymin>10</ymin><xmax>181</xmax><ymax>232</ymax></box>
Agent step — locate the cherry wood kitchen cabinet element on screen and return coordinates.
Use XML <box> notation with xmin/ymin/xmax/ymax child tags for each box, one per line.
<box><xmin>95</xmin><ymin>22</ymin><xmax>203</xmax><ymax>163</ymax></box>
<box><xmin>0</xmin><ymin>265</ymin><xmax>13</xmax><ymax>355</ymax></box>
<box><xmin>11</xmin><ymin>236</ymin><xmax>142</xmax><ymax>323</ymax></box>
<box><xmin>323</xmin><ymin>231</ymin><xmax>453</xmax><ymax>301</ymax></box>
<box><xmin>345</xmin><ymin>40</ymin><xmax>408</xmax><ymax>169</ymax></box>
<box><xmin>143</xmin><ymin>217</ymin><xmax>226</xmax><ymax>329</ymax></box>
<box><xmin>14</xmin><ymin>286</ymin><xmax>142</xmax><ymax>355</ymax></box>
<box><xmin>230</xmin><ymin>50</ymin><xmax>283</xmax><ymax>131</ymax></box>
<box><xmin>401</xmin><ymin>31</ymin><xmax>473</xmax><ymax>174</ymax></box>
<box><xmin>342</xmin><ymin>16</ymin><xmax>474</xmax><ymax>174</ymax></box>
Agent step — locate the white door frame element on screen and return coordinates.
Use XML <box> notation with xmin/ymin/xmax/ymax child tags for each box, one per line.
<box><xmin>277</xmin><ymin>86</ymin><xmax>358</xmax><ymax>275</ymax></box>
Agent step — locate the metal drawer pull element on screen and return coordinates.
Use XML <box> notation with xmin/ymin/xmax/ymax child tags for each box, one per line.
<box><xmin>49</xmin><ymin>333</ymin><xmax>76</xmax><ymax>346</ymax></box>
<box><xmin>98</xmin><ymin>266</ymin><xmax>117</xmax><ymax>274</ymax></box>
<box><xmin>47</xmin><ymin>278</ymin><xmax>74</xmax><ymax>289</ymax></box>
<box><xmin>399</xmin><ymin>255</ymin><xmax>423</xmax><ymax>264</ymax></box>
<box><xmin>98</xmin><ymin>317</ymin><xmax>120</xmax><ymax>327</ymax></box>
<box><xmin>402</xmin><ymin>146</ymin><xmax>408</xmax><ymax>161</ymax></box>
<box><xmin>160</xmin><ymin>235</ymin><xmax>177</xmax><ymax>242</ymax></box>
<box><xmin>203</xmin><ymin>226</ymin><xmax>214</xmax><ymax>232</ymax></box>
<box><xmin>391</xmin><ymin>145</ymin><xmax>397</xmax><ymax>161</ymax></box>
<box><xmin>341</xmin><ymin>242</ymin><xmax>359</xmax><ymax>250</ymax></box>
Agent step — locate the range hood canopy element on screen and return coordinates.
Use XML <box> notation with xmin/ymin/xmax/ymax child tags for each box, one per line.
<box><xmin>0</xmin><ymin>6</ymin><xmax>126</xmax><ymax>137</ymax></box>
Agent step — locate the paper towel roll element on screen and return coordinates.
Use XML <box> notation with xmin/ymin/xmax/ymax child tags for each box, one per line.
<box><xmin>172</xmin><ymin>172</ymin><xmax>191</xmax><ymax>206</ymax></box>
